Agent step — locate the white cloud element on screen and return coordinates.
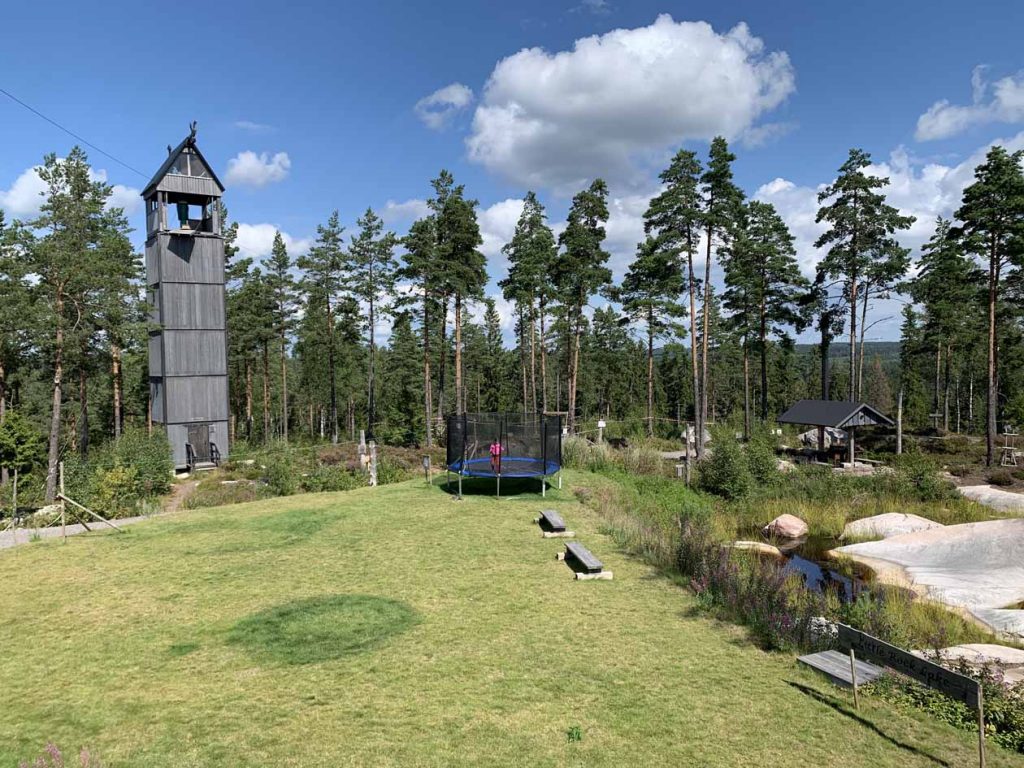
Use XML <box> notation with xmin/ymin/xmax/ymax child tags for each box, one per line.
<box><xmin>466</xmin><ymin>14</ymin><xmax>795</xmax><ymax>191</ymax></box>
<box><xmin>234</xmin><ymin>120</ymin><xmax>274</xmax><ymax>132</ymax></box>
<box><xmin>0</xmin><ymin>165</ymin><xmax>48</xmax><ymax>218</ymax></box>
<box><xmin>916</xmin><ymin>66</ymin><xmax>1024</xmax><ymax>141</ymax></box>
<box><xmin>0</xmin><ymin>164</ymin><xmax>141</xmax><ymax>219</ymax></box>
<box><xmin>381</xmin><ymin>198</ymin><xmax>431</xmax><ymax>224</ymax></box>
<box><xmin>414</xmin><ymin>83</ymin><xmax>475</xmax><ymax>130</ymax></box>
<box><xmin>225</xmin><ymin>150</ymin><xmax>291</xmax><ymax>188</ymax></box>
<box><xmin>235</xmin><ymin>223</ymin><xmax>311</xmax><ymax>262</ymax></box>
<box><xmin>478</xmin><ymin>198</ymin><xmax>524</xmax><ymax>265</ymax></box>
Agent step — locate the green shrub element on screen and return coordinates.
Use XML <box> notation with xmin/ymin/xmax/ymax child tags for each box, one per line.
<box><xmin>887</xmin><ymin>453</ymin><xmax>956</xmax><ymax>501</ymax></box>
<box><xmin>299</xmin><ymin>464</ymin><xmax>362</xmax><ymax>493</ymax></box>
<box><xmin>698</xmin><ymin>429</ymin><xmax>752</xmax><ymax>499</ymax></box>
<box><xmin>263</xmin><ymin>453</ymin><xmax>297</xmax><ymax>496</ymax></box>
<box><xmin>987</xmin><ymin>470</ymin><xmax>1015</xmax><ymax>487</ymax></box>
<box><xmin>746</xmin><ymin>432</ymin><xmax>779</xmax><ymax>486</ymax></box>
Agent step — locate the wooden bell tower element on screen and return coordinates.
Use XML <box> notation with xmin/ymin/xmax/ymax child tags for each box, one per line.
<box><xmin>142</xmin><ymin>124</ymin><xmax>229</xmax><ymax>471</ymax></box>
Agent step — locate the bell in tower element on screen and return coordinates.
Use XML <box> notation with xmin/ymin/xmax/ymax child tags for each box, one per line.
<box><xmin>141</xmin><ymin>124</ymin><xmax>229</xmax><ymax>471</ymax></box>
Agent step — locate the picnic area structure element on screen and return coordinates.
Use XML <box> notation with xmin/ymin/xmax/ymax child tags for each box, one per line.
<box><xmin>777</xmin><ymin>400</ymin><xmax>894</xmax><ymax>465</ymax></box>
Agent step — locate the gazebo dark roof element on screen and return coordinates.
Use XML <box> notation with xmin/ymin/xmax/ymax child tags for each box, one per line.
<box><xmin>777</xmin><ymin>399</ymin><xmax>894</xmax><ymax>429</ymax></box>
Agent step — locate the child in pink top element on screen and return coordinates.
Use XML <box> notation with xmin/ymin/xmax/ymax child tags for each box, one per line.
<box><xmin>489</xmin><ymin>440</ymin><xmax>502</xmax><ymax>474</ymax></box>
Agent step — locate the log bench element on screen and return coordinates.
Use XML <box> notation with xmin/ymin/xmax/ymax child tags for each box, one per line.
<box><xmin>557</xmin><ymin>541</ymin><xmax>612</xmax><ymax>580</ymax></box>
<box><xmin>536</xmin><ymin>509</ymin><xmax>574</xmax><ymax>538</ymax></box>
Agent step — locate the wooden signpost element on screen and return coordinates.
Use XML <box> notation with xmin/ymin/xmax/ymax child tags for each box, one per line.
<box><xmin>836</xmin><ymin>624</ymin><xmax>985</xmax><ymax>767</ymax></box>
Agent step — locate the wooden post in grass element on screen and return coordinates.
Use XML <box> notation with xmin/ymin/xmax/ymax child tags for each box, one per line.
<box><xmin>896</xmin><ymin>388</ymin><xmax>904</xmax><ymax>455</ymax></box>
<box><xmin>59</xmin><ymin>461</ymin><xmax>66</xmax><ymax>543</ymax></box>
<box><xmin>978</xmin><ymin>684</ymin><xmax>986</xmax><ymax>768</ymax></box>
<box><xmin>371</xmin><ymin>442</ymin><xmax>378</xmax><ymax>485</ymax></box>
<box><xmin>849</xmin><ymin>648</ymin><xmax>859</xmax><ymax>710</ymax></box>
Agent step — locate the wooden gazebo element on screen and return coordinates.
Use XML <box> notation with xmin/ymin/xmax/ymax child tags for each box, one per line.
<box><xmin>777</xmin><ymin>400</ymin><xmax>894</xmax><ymax>464</ymax></box>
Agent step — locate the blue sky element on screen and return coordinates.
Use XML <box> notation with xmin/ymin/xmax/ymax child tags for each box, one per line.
<box><xmin>2</xmin><ymin>0</ymin><xmax>1023</xmax><ymax>342</ymax></box>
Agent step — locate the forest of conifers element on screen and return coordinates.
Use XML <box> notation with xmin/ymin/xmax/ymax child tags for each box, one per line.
<box><xmin>1</xmin><ymin>136</ymin><xmax>1023</xmax><ymax>501</ymax></box>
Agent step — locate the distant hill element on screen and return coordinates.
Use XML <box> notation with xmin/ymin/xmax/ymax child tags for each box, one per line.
<box><xmin>794</xmin><ymin>341</ymin><xmax>901</xmax><ymax>363</ymax></box>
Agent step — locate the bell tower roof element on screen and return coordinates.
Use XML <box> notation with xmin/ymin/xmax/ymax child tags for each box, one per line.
<box><xmin>142</xmin><ymin>123</ymin><xmax>225</xmax><ymax>199</ymax></box>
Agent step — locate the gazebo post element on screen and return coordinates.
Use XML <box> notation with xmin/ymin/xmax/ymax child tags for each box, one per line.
<box><xmin>849</xmin><ymin>426</ymin><xmax>856</xmax><ymax>466</ymax></box>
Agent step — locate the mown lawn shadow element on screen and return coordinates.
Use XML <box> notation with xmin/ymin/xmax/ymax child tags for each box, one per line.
<box><xmin>785</xmin><ymin>680</ymin><xmax>950</xmax><ymax>767</ymax></box>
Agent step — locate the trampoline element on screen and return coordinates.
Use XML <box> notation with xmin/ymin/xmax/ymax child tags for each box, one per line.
<box><xmin>446</xmin><ymin>412</ymin><xmax>563</xmax><ymax>498</ymax></box>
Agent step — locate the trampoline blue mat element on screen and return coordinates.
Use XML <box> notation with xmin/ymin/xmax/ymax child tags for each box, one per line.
<box><xmin>447</xmin><ymin>456</ymin><xmax>560</xmax><ymax>478</ymax></box>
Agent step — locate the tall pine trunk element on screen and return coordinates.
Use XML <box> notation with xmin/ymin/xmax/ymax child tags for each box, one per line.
<box><xmin>0</xmin><ymin>358</ymin><xmax>6</xmax><ymax>485</ymax></box>
<box><xmin>857</xmin><ymin>283</ymin><xmax>871</xmax><ymax>401</ymax></box>
<box><xmin>986</xmin><ymin>237</ymin><xmax>998</xmax><ymax>466</ymax></box>
<box><xmin>701</xmin><ymin>215</ymin><xmax>713</xmax><ymax>441</ymax></box>
<box><xmin>327</xmin><ymin>298</ymin><xmax>338</xmax><ymax>445</ymax></box>
<box><xmin>245</xmin><ymin>360</ymin><xmax>253</xmax><ymax>441</ymax></box>
<box><xmin>422</xmin><ymin>291</ymin><xmax>433</xmax><ymax>447</ymax></box>
<box><xmin>454</xmin><ymin>292</ymin><xmax>464</xmax><ymax>415</ymax></box>
<box><xmin>539</xmin><ymin>299</ymin><xmax>548</xmax><ymax>413</ymax></box>
<box><xmin>529</xmin><ymin>302</ymin><xmax>537</xmax><ymax>413</ymax></box>
<box><xmin>367</xmin><ymin>296</ymin><xmax>376</xmax><ymax>438</ymax></box>
<box><xmin>646</xmin><ymin>306</ymin><xmax>655</xmax><ymax>438</ymax></box>
<box><xmin>437</xmin><ymin>296</ymin><xmax>448</xmax><ymax>422</ymax></box>
<box><xmin>262</xmin><ymin>341</ymin><xmax>271</xmax><ymax>442</ymax></box>
<box><xmin>280</xmin><ymin>331</ymin><xmax>288</xmax><ymax>442</ymax></box>
<box><xmin>45</xmin><ymin>290</ymin><xmax>64</xmax><ymax>503</ymax></box>
<box><xmin>742</xmin><ymin>334</ymin><xmax>750</xmax><ymax>441</ymax></box>
<box><xmin>519</xmin><ymin>307</ymin><xmax>528</xmax><ymax>411</ymax></box>
<box><xmin>759</xmin><ymin>295</ymin><xmax>769</xmax><ymax>422</ymax></box>
<box><xmin>686</xmin><ymin>241</ymin><xmax>702</xmax><ymax>457</ymax></box>
<box><xmin>112</xmin><ymin>342</ymin><xmax>123</xmax><ymax>439</ymax></box>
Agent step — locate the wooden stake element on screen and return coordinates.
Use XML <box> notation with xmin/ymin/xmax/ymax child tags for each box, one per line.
<box><xmin>897</xmin><ymin>388</ymin><xmax>904</xmax><ymax>455</ymax></box>
<box><xmin>849</xmin><ymin>648</ymin><xmax>860</xmax><ymax>710</ymax></box>
<box><xmin>59</xmin><ymin>461</ymin><xmax>66</xmax><ymax>543</ymax></box>
<box><xmin>57</xmin><ymin>494</ymin><xmax>122</xmax><ymax>533</ymax></box>
<box><xmin>978</xmin><ymin>684</ymin><xmax>986</xmax><ymax>768</ymax></box>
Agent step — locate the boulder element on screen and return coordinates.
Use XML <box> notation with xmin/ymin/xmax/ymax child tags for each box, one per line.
<box><xmin>809</xmin><ymin>616</ymin><xmax>838</xmax><ymax>645</ymax></box>
<box><xmin>725</xmin><ymin>541</ymin><xmax>784</xmax><ymax>558</ymax></box>
<box><xmin>776</xmin><ymin>459</ymin><xmax>796</xmax><ymax>473</ymax></box>
<box><xmin>763</xmin><ymin>514</ymin><xmax>809</xmax><ymax>539</ymax></box>
<box><xmin>842</xmin><ymin>513</ymin><xmax>943</xmax><ymax>541</ymax></box>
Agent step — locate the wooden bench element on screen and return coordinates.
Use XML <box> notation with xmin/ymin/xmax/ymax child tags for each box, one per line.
<box><xmin>536</xmin><ymin>509</ymin><xmax>574</xmax><ymax>537</ymax></box>
<box><xmin>557</xmin><ymin>541</ymin><xmax>612</xmax><ymax>580</ymax></box>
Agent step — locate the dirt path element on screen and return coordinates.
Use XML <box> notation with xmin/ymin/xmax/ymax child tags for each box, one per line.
<box><xmin>0</xmin><ymin>481</ymin><xmax>198</xmax><ymax>551</ymax></box>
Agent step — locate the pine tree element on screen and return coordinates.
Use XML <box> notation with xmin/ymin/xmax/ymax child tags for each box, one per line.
<box><xmin>0</xmin><ymin>213</ymin><xmax>31</xmax><ymax>485</ymax></box>
<box><xmin>429</xmin><ymin>172</ymin><xmax>485</xmax><ymax>416</ymax></box>
<box><xmin>500</xmin><ymin>191</ymin><xmax>556</xmax><ymax>412</ymax></box>
<box><xmin>815</xmin><ymin>148</ymin><xmax>914</xmax><ymax>401</ymax></box>
<box><xmin>347</xmin><ymin>208</ymin><xmax>397</xmax><ymax>438</ymax></box>
<box><xmin>265</xmin><ymin>232</ymin><xmax>297</xmax><ymax>442</ymax></box>
<box><xmin>553</xmin><ymin>180</ymin><xmax>611</xmax><ymax>431</ymax></box>
<box><xmin>722</xmin><ymin>200</ymin><xmax>807</xmax><ymax>434</ymax></box>
<box><xmin>378</xmin><ymin>312</ymin><xmax>423</xmax><ymax>444</ymax></box>
<box><xmin>298</xmin><ymin>211</ymin><xmax>347</xmax><ymax>444</ymax></box>
<box><xmin>30</xmin><ymin>148</ymin><xmax>131</xmax><ymax>500</ymax></box>
<box><xmin>400</xmin><ymin>216</ymin><xmax>437</xmax><ymax>445</ymax></box>
<box><xmin>699</xmin><ymin>138</ymin><xmax>745</xmax><ymax>439</ymax></box>
<box><xmin>644</xmin><ymin>150</ymin><xmax>704</xmax><ymax>451</ymax></box>
<box><xmin>951</xmin><ymin>145</ymin><xmax>1024</xmax><ymax>464</ymax></box>
<box><xmin>616</xmin><ymin>237</ymin><xmax>685</xmax><ymax>436</ymax></box>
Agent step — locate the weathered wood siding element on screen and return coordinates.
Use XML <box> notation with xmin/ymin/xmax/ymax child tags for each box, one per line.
<box><xmin>165</xmin><ymin>377</ymin><xmax>229</xmax><ymax>423</ymax></box>
<box><xmin>162</xmin><ymin>331</ymin><xmax>227</xmax><ymax>376</ymax></box>
<box><xmin>155</xmin><ymin>174</ymin><xmax>220</xmax><ymax>198</ymax></box>
<box><xmin>159</xmin><ymin>284</ymin><xmax>225</xmax><ymax>329</ymax></box>
<box><xmin>159</xmin><ymin>235</ymin><xmax>225</xmax><ymax>284</ymax></box>
<box><xmin>166</xmin><ymin>421</ymin><xmax>228</xmax><ymax>468</ymax></box>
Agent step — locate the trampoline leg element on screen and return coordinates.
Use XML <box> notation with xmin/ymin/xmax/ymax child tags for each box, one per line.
<box><xmin>497</xmin><ymin>474</ymin><xmax>500</xmax><ymax>498</ymax></box>
<box><xmin>558</xmin><ymin>472</ymin><xmax>562</xmax><ymax>490</ymax></box>
<box><xmin>458</xmin><ymin>472</ymin><xmax>462</xmax><ymax>500</ymax></box>
<box><xmin>541</xmin><ymin>476</ymin><xmax>546</xmax><ymax>497</ymax></box>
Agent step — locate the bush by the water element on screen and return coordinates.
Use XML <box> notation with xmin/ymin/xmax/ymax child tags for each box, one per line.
<box><xmin>697</xmin><ymin>430</ymin><xmax>752</xmax><ymax>499</ymax></box>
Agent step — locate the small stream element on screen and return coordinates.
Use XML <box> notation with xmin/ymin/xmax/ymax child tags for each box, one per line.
<box><xmin>743</xmin><ymin>531</ymin><xmax>873</xmax><ymax>602</ymax></box>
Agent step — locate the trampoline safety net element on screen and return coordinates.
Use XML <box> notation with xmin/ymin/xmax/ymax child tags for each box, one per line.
<box><xmin>446</xmin><ymin>412</ymin><xmax>562</xmax><ymax>478</ymax></box>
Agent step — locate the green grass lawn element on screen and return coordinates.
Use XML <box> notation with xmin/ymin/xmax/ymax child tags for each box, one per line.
<box><xmin>1</xmin><ymin>472</ymin><xmax>1018</xmax><ymax>767</ymax></box>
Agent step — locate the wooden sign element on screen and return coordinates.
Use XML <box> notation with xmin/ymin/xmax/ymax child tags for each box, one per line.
<box><xmin>836</xmin><ymin>624</ymin><xmax>980</xmax><ymax>709</ymax></box>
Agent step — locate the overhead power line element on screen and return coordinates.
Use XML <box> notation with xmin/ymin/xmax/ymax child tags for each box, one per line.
<box><xmin>0</xmin><ymin>86</ymin><xmax>147</xmax><ymax>179</ymax></box>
